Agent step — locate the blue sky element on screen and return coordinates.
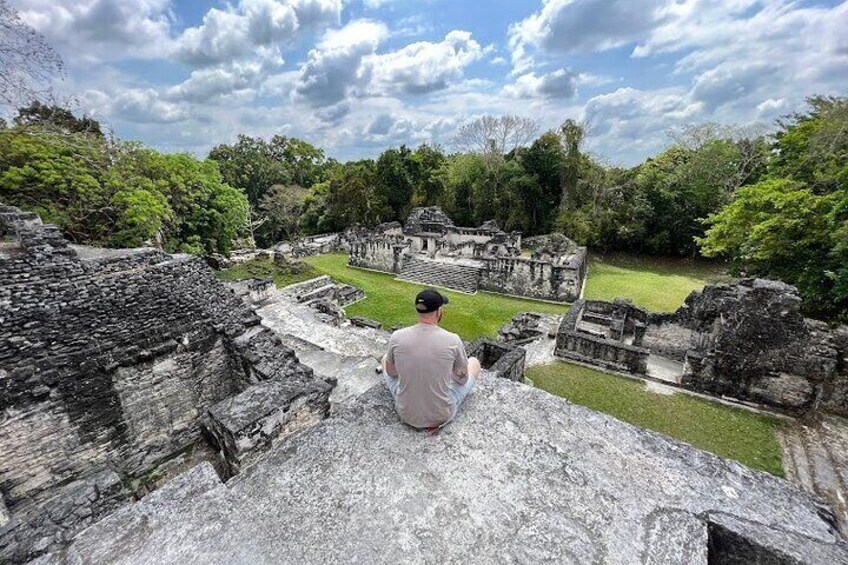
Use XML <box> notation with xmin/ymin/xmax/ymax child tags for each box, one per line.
<box><xmin>14</xmin><ymin>0</ymin><xmax>848</xmax><ymax>165</ymax></box>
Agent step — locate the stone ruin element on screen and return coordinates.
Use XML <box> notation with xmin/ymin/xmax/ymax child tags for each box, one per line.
<box><xmin>467</xmin><ymin>339</ymin><xmax>526</xmax><ymax>382</ymax></box>
<box><xmin>348</xmin><ymin>207</ymin><xmax>588</xmax><ymax>302</ymax></box>
<box><xmin>275</xmin><ymin>275</ymin><xmax>365</xmax><ymax>326</ymax></box>
<box><xmin>0</xmin><ymin>204</ymin><xmax>332</xmax><ymax>563</ymax></box>
<box><xmin>555</xmin><ymin>278</ymin><xmax>848</xmax><ymax>418</ymax></box>
<box><xmin>555</xmin><ymin>298</ymin><xmax>651</xmax><ymax>374</ymax></box>
<box><xmin>4</xmin><ymin>204</ymin><xmax>848</xmax><ymax>564</ymax></box>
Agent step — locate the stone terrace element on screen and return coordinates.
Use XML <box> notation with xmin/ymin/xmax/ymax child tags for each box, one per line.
<box><xmin>34</xmin><ymin>378</ymin><xmax>848</xmax><ymax>564</ymax></box>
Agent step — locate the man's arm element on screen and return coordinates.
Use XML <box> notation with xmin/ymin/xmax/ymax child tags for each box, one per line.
<box><xmin>383</xmin><ymin>338</ymin><xmax>399</xmax><ymax>378</ymax></box>
<box><xmin>452</xmin><ymin>336</ymin><xmax>469</xmax><ymax>384</ymax></box>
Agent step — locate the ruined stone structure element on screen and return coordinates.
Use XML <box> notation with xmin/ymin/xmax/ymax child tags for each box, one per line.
<box><xmin>6</xmin><ymin>204</ymin><xmax>848</xmax><ymax>564</ymax></box>
<box><xmin>349</xmin><ymin>207</ymin><xmax>587</xmax><ymax>302</ymax></box>
<box><xmin>651</xmin><ymin>279</ymin><xmax>848</xmax><ymax>417</ymax></box>
<box><xmin>467</xmin><ymin>338</ymin><xmax>526</xmax><ymax>382</ymax></box>
<box><xmin>555</xmin><ymin>278</ymin><xmax>848</xmax><ymax>418</ymax></box>
<box><xmin>555</xmin><ymin>298</ymin><xmax>651</xmax><ymax>374</ymax></box>
<box><xmin>0</xmin><ymin>205</ymin><xmax>332</xmax><ymax>563</ymax></box>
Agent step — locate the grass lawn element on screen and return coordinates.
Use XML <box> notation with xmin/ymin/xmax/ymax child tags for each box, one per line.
<box><xmin>304</xmin><ymin>253</ymin><xmax>568</xmax><ymax>340</ymax></box>
<box><xmin>216</xmin><ymin>258</ymin><xmax>320</xmax><ymax>288</ymax></box>
<box><xmin>528</xmin><ymin>361</ymin><xmax>785</xmax><ymax>476</ymax></box>
<box><xmin>584</xmin><ymin>253</ymin><xmax>732</xmax><ymax>312</ymax></box>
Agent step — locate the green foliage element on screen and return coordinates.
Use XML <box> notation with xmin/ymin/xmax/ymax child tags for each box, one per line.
<box><xmin>14</xmin><ymin>101</ymin><xmax>103</xmax><ymax>136</ymax></box>
<box><xmin>528</xmin><ymin>362</ymin><xmax>785</xmax><ymax>476</ymax></box>
<box><xmin>216</xmin><ymin>257</ymin><xmax>319</xmax><ymax>288</ymax></box>
<box><xmin>258</xmin><ymin>184</ymin><xmax>309</xmax><ymax>243</ymax></box>
<box><xmin>439</xmin><ymin>153</ymin><xmax>487</xmax><ymax>226</ymax></box>
<box><xmin>208</xmin><ymin>134</ymin><xmax>326</xmax><ymax>207</ymax></box>
<box><xmin>520</xmin><ymin>131</ymin><xmax>565</xmax><ymax>233</ymax></box>
<box><xmin>0</xmin><ymin>130</ymin><xmax>110</xmax><ymax>241</ymax></box>
<box><xmin>0</xmin><ymin>128</ymin><xmax>248</xmax><ymax>254</ymax></box>
<box><xmin>700</xmin><ymin>95</ymin><xmax>848</xmax><ymax>321</ymax></box>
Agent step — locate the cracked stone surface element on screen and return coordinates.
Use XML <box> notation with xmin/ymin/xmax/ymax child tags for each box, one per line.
<box><xmin>779</xmin><ymin>415</ymin><xmax>848</xmax><ymax>537</ymax></box>
<box><xmin>36</xmin><ymin>378</ymin><xmax>848</xmax><ymax>564</ymax></box>
<box><xmin>256</xmin><ymin>298</ymin><xmax>389</xmax><ymax>359</ymax></box>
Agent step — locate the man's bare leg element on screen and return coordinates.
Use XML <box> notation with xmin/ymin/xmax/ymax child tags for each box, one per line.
<box><xmin>378</xmin><ymin>353</ymin><xmax>389</xmax><ymax>374</ymax></box>
<box><xmin>468</xmin><ymin>356</ymin><xmax>482</xmax><ymax>379</ymax></box>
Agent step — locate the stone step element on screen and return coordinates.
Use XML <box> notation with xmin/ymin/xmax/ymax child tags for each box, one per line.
<box><xmin>298</xmin><ymin>283</ymin><xmax>337</xmax><ymax>303</ymax></box>
<box><xmin>297</xmin><ymin>349</ymin><xmax>380</xmax><ymax>407</ymax></box>
<box><xmin>397</xmin><ymin>256</ymin><xmax>480</xmax><ymax>293</ymax></box>
<box><xmin>779</xmin><ymin>417</ymin><xmax>848</xmax><ymax>537</ymax></box>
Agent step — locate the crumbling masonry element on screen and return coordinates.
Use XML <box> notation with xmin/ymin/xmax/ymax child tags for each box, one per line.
<box><xmin>0</xmin><ymin>205</ymin><xmax>332</xmax><ymax>563</ymax></box>
<box><xmin>555</xmin><ymin>278</ymin><xmax>848</xmax><ymax>418</ymax></box>
<box><xmin>349</xmin><ymin>207</ymin><xmax>588</xmax><ymax>301</ymax></box>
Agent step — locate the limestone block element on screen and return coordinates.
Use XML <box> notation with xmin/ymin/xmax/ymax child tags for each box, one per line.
<box><xmin>467</xmin><ymin>338</ymin><xmax>526</xmax><ymax>381</ymax></box>
<box><xmin>641</xmin><ymin>509</ymin><xmax>708</xmax><ymax>565</ymax></box>
<box><xmin>33</xmin><ymin>379</ymin><xmax>848</xmax><ymax>564</ymax></box>
<box><xmin>348</xmin><ymin>316</ymin><xmax>382</xmax><ymax>330</ymax></box>
<box><xmin>706</xmin><ymin>512</ymin><xmax>848</xmax><ymax>564</ymax></box>
<box><xmin>0</xmin><ymin>468</ymin><xmax>128</xmax><ymax>564</ymax></box>
<box><xmin>749</xmin><ymin>373</ymin><xmax>816</xmax><ymax>414</ymax></box>
<box><xmin>204</xmin><ymin>378</ymin><xmax>331</xmax><ymax>476</ymax></box>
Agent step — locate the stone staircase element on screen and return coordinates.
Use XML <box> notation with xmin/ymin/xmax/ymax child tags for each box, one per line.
<box><xmin>397</xmin><ymin>255</ymin><xmax>480</xmax><ymax>294</ymax></box>
<box><xmin>778</xmin><ymin>415</ymin><xmax>848</xmax><ymax>536</ymax></box>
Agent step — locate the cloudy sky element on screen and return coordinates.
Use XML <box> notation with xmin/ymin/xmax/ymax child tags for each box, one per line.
<box><xmin>14</xmin><ymin>0</ymin><xmax>848</xmax><ymax>164</ymax></box>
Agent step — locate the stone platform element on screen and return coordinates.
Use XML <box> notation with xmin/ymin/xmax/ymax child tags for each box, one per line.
<box><xmin>35</xmin><ymin>379</ymin><xmax>848</xmax><ymax>564</ymax></box>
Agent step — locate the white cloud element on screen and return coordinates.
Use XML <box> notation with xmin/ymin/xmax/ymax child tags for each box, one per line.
<box><xmin>756</xmin><ymin>98</ymin><xmax>786</xmax><ymax>115</ymax></box>
<box><xmin>17</xmin><ymin>0</ymin><xmax>173</xmax><ymax>62</ymax></box>
<box><xmin>291</xmin><ymin>25</ymin><xmax>486</xmax><ymax>109</ymax></box>
<box><xmin>165</xmin><ymin>61</ymin><xmax>268</xmax><ymax>103</ymax></box>
<box><xmin>506</xmin><ymin>0</ymin><xmax>848</xmax><ymax>160</ymax></box>
<box><xmin>291</xmin><ymin>19</ymin><xmax>389</xmax><ymax>107</ymax></box>
<box><xmin>368</xmin><ymin>31</ymin><xmax>486</xmax><ymax>95</ymax></box>
<box><xmin>108</xmin><ymin>88</ymin><xmax>191</xmax><ymax>123</ymax></box>
<box><xmin>18</xmin><ymin>0</ymin><xmax>342</xmax><ymax>69</ymax></box>
<box><xmin>504</xmin><ymin>69</ymin><xmax>578</xmax><ymax>99</ymax></box>
<box><xmin>583</xmin><ymin>86</ymin><xmax>703</xmax><ymax>162</ymax></box>
<box><xmin>508</xmin><ymin>0</ymin><xmax>670</xmax><ymax>72</ymax></box>
<box><xmin>173</xmin><ymin>0</ymin><xmax>341</xmax><ymax>67</ymax></box>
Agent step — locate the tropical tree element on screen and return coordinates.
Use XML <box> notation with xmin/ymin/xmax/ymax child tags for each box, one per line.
<box><xmin>257</xmin><ymin>184</ymin><xmax>310</xmax><ymax>244</ymax></box>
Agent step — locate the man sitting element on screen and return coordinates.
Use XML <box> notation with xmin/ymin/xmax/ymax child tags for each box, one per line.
<box><xmin>380</xmin><ymin>288</ymin><xmax>481</xmax><ymax>430</ymax></box>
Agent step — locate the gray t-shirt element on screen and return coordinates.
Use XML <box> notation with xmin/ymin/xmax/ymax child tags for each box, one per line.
<box><xmin>385</xmin><ymin>323</ymin><xmax>469</xmax><ymax>428</ymax></box>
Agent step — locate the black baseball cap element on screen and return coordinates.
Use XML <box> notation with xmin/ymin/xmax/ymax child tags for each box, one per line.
<box><xmin>415</xmin><ymin>288</ymin><xmax>449</xmax><ymax>313</ymax></box>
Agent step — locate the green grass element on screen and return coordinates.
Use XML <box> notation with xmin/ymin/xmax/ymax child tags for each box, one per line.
<box><xmin>529</xmin><ymin>361</ymin><xmax>785</xmax><ymax>476</ymax></box>
<box><xmin>303</xmin><ymin>253</ymin><xmax>568</xmax><ymax>340</ymax></box>
<box><xmin>216</xmin><ymin>258</ymin><xmax>320</xmax><ymax>288</ymax></box>
<box><xmin>584</xmin><ymin>253</ymin><xmax>732</xmax><ymax>312</ymax></box>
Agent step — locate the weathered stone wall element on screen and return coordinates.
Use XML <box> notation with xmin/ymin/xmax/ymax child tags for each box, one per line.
<box><xmin>668</xmin><ymin>279</ymin><xmax>848</xmax><ymax>417</ymax></box>
<box><xmin>0</xmin><ymin>204</ymin><xmax>328</xmax><ymax>563</ymax></box>
<box><xmin>347</xmin><ymin>208</ymin><xmax>587</xmax><ymax>303</ymax></box>
<box><xmin>348</xmin><ymin>236</ymin><xmax>407</xmax><ymax>273</ymax></box>
<box><xmin>479</xmin><ymin>252</ymin><xmax>586</xmax><ymax>303</ymax></box>
<box><xmin>402</xmin><ymin>207</ymin><xmax>455</xmax><ymax>235</ymax></box>
<box><xmin>467</xmin><ymin>339</ymin><xmax>526</xmax><ymax>382</ymax></box>
<box><xmin>642</xmin><ymin>318</ymin><xmax>698</xmax><ymax>362</ymax></box>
